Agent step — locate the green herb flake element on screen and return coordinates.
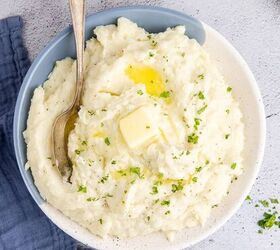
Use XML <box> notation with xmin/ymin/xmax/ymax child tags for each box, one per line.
<box><xmin>149</xmin><ymin>52</ymin><xmax>154</xmax><ymax>57</ymax></box>
<box><xmin>88</xmin><ymin>159</ymin><xmax>94</xmax><ymax>167</ymax></box>
<box><xmin>160</xmin><ymin>91</ymin><xmax>171</xmax><ymax>98</ymax></box>
<box><xmin>147</xmin><ymin>216</ymin><xmax>151</xmax><ymax>221</ymax></box>
<box><xmin>77</xmin><ymin>185</ymin><xmax>87</xmax><ymax>193</ymax></box>
<box><xmin>198</xmin><ymin>91</ymin><xmax>205</xmax><ymax>100</ymax></box>
<box><xmin>171</xmin><ymin>181</ymin><xmax>184</xmax><ymax>193</ymax></box>
<box><xmin>117</xmin><ymin>170</ymin><xmax>127</xmax><ymax>176</ymax></box>
<box><xmin>270</xmin><ymin>198</ymin><xmax>279</xmax><ymax>204</ymax></box>
<box><xmin>111</xmin><ymin>160</ymin><xmax>116</xmax><ymax>165</ymax></box>
<box><xmin>188</xmin><ymin>133</ymin><xmax>199</xmax><ymax>144</ymax></box>
<box><xmin>231</xmin><ymin>163</ymin><xmax>237</xmax><ymax>170</ymax></box>
<box><xmin>75</xmin><ymin>149</ymin><xmax>81</xmax><ymax>155</ymax></box>
<box><xmin>227</xmin><ymin>86</ymin><xmax>232</xmax><ymax>92</ymax></box>
<box><xmin>137</xmin><ymin>90</ymin><xmax>144</xmax><ymax>95</ymax></box>
<box><xmin>257</xmin><ymin>229</ymin><xmax>263</xmax><ymax>234</ymax></box>
<box><xmin>151</xmin><ymin>40</ymin><xmax>157</xmax><ymax>47</ymax></box>
<box><xmin>102</xmin><ymin>193</ymin><xmax>113</xmax><ymax>199</ymax></box>
<box><xmin>198</xmin><ymin>74</ymin><xmax>204</xmax><ymax>80</ymax></box>
<box><xmin>104</xmin><ymin>137</ymin><xmax>110</xmax><ymax>146</ymax></box>
<box><xmin>275</xmin><ymin>221</ymin><xmax>280</xmax><ymax>228</ymax></box>
<box><xmin>259</xmin><ymin>200</ymin><xmax>269</xmax><ymax>207</ymax></box>
<box><xmin>258</xmin><ymin>212</ymin><xmax>276</xmax><ymax>229</ymax></box>
<box><xmin>81</xmin><ymin>140</ymin><xmax>87</xmax><ymax>146</ymax></box>
<box><xmin>151</xmin><ymin>186</ymin><xmax>158</xmax><ymax>195</ymax></box>
<box><xmin>226</xmin><ymin>109</ymin><xmax>230</xmax><ymax>114</ymax></box>
<box><xmin>165</xmin><ymin>210</ymin><xmax>170</xmax><ymax>215</ymax></box>
<box><xmin>245</xmin><ymin>195</ymin><xmax>252</xmax><ymax>201</ymax></box>
<box><xmin>99</xmin><ymin>175</ymin><xmax>109</xmax><ymax>184</ymax></box>
<box><xmin>88</xmin><ymin>110</ymin><xmax>96</xmax><ymax>116</ymax></box>
<box><xmin>86</xmin><ymin>197</ymin><xmax>98</xmax><ymax>202</ymax></box>
<box><xmin>129</xmin><ymin>167</ymin><xmax>143</xmax><ymax>178</ymax></box>
<box><xmin>192</xmin><ymin>176</ymin><xmax>198</xmax><ymax>183</ymax></box>
<box><xmin>197</xmin><ymin>104</ymin><xmax>208</xmax><ymax>115</ymax></box>
<box><xmin>130</xmin><ymin>167</ymin><xmax>140</xmax><ymax>176</ymax></box>
<box><xmin>225</xmin><ymin>134</ymin><xmax>230</xmax><ymax>139</ymax></box>
<box><xmin>154</xmin><ymin>199</ymin><xmax>159</xmax><ymax>204</ymax></box>
<box><xmin>194</xmin><ymin>118</ymin><xmax>201</xmax><ymax>130</ymax></box>
<box><xmin>160</xmin><ymin>200</ymin><xmax>170</xmax><ymax>206</ymax></box>
<box><xmin>195</xmin><ymin>166</ymin><xmax>202</xmax><ymax>173</ymax></box>
<box><xmin>98</xmin><ymin>218</ymin><xmax>103</xmax><ymax>225</ymax></box>
<box><xmin>147</xmin><ymin>34</ymin><xmax>152</xmax><ymax>40</ymax></box>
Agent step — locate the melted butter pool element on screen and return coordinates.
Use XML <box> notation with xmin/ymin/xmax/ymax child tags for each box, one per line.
<box><xmin>125</xmin><ymin>65</ymin><xmax>165</xmax><ymax>96</ymax></box>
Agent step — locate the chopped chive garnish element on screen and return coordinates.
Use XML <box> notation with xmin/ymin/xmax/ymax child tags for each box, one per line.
<box><xmin>160</xmin><ymin>91</ymin><xmax>171</xmax><ymax>98</ymax></box>
<box><xmin>78</xmin><ymin>185</ymin><xmax>87</xmax><ymax>193</ymax></box>
<box><xmin>104</xmin><ymin>137</ymin><xmax>110</xmax><ymax>146</ymax></box>
<box><xmin>231</xmin><ymin>163</ymin><xmax>237</xmax><ymax>169</ymax></box>
<box><xmin>259</xmin><ymin>200</ymin><xmax>269</xmax><ymax>207</ymax></box>
<box><xmin>160</xmin><ymin>200</ymin><xmax>170</xmax><ymax>206</ymax></box>
<box><xmin>192</xmin><ymin>176</ymin><xmax>198</xmax><ymax>183</ymax></box>
<box><xmin>198</xmin><ymin>91</ymin><xmax>205</xmax><ymax>100</ymax></box>
<box><xmin>198</xmin><ymin>74</ymin><xmax>204</xmax><ymax>80</ymax></box>
<box><xmin>188</xmin><ymin>133</ymin><xmax>199</xmax><ymax>144</ymax></box>
<box><xmin>227</xmin><ymin>86</ymin><xmax>232</xmax><ymax>92</ymax></box>
<box><xmin>151</xmin><ymin>186</ymin><xmax>158</xmax><ymax>195</ymax></box>
<box><xmin>197</xmin><ymin>104</ymin><xmax>208</xmax><ymax>115</ymax></box>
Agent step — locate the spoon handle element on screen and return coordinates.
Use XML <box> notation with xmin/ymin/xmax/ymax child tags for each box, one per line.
<box><xmin>69</xmin><ymin>0</ymin><xmax>85</xmax><ymax>107</ymax></box>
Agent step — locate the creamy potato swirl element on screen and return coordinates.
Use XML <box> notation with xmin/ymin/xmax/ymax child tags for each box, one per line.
<box><xmin>25</xmin><ymin>18</ymin><xmax>244</xmax><ymax>240</ymax></box>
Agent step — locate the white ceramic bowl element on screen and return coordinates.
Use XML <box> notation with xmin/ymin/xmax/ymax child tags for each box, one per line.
<box><xmin>13</xmin><ymin>6</ymin><xmax>266</xmax><ymax>250</ymax></box>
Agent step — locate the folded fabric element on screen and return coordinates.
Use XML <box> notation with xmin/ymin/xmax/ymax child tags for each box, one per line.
<box><xmin>0</xmin><ymin>16</ymin><xmax>87</xmax><ymax>250</ymax></box>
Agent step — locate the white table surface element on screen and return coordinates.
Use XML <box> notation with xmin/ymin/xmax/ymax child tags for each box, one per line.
<box><xmin>1</xmin><ymin>0</ymin><xmax>280</xmax><ymax>249</ymax></box>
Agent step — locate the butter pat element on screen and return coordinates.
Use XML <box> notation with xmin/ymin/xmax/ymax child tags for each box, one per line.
<box><xmin>119</xmin><ymin>106</ymin><xmax>159</xmax><ymax>148</ymax></box>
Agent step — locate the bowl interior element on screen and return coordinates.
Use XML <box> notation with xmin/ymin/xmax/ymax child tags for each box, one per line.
<box><xmin>13</xmin><ymin>6</ymin><xmax>265</xmax><ymax>250</ymax></box>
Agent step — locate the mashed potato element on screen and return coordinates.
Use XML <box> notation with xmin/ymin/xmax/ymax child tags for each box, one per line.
<box><xmin>25</xmin><ymin>18</ymin><xmax>244</xmax><ymax>240</ymax></box>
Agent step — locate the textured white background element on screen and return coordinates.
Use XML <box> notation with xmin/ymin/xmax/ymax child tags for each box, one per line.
<box><xmin>1</xmin><ymin>0</ymin><xmax>280</xmax><ymax>249</ymax></box>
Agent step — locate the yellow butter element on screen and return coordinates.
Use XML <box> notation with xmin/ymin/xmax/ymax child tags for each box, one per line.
<box><xmin>119</xmin><ymin>106</ymin><xmax>159</xmax><ymax>149</ymax></box>
<box><xmin>125</xmin><ymin>65</ymin><xmax>165</xmax><ymax>97</ymax></box>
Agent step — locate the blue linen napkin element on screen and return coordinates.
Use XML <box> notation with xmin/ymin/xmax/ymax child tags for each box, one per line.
<box><xmin>0</xmin><ymin>16</ymin><xmax>86</xmax><ymax>250</ymax></box>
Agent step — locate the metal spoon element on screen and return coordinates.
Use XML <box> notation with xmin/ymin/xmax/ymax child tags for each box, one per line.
<box><xmin>51</xmin><ymin>0</ymin><xmax>85</xmax><ymax>182</ymax></box>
